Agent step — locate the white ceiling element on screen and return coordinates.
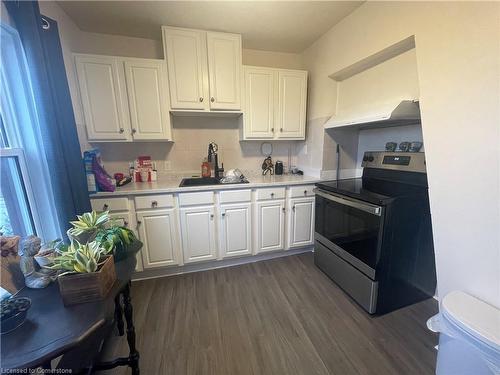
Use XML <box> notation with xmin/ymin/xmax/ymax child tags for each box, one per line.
<box><xmin>57</xmin><ymin>1</ymin><xmax>363</xmax><ymax>53</ymax></box>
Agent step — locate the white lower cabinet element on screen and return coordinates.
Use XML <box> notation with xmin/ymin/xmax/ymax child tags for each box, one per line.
<box><xmin>219</xmin><ymin>203</ymin><xmax>252</xmax><ymax>258</ymax></box>
<box><xmin>255</xmin><ymin>200</ymin><xmax>285</xmax><ymax>253</ymax></box>
<box><xmin>180</xmin><ymin>205</ymin><xmax>217</xmax><ymax>263</ymax></box>
<box><xmin>137</xmin><ymin>209</ymin><xmax>180</xmax><ymax>269</ymax></box>
<box><xmin>287</xmin><ymin>197</ymin><xmax>315</xmax><ymax>249</ymax></box>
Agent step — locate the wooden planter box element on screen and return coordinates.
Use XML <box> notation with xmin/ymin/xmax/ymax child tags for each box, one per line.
<box><xmin>58</xmin><ymin>255</ymin><xmax>116</xmax><ymax>306</ymax></box>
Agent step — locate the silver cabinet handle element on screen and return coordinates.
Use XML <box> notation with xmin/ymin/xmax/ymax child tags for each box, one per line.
<box><xmin>119</xmin><ymin>128</ymin><xmax>124</xmax><ymax>134</ymax></box>
<box><xmin>131</xmin><ymin>128</ymin><xmax>137</xmax><ymax>134</ymax></box>
<box><xmin>151</xmin><ymin>200</ymin><xmax>158</xmax><ymax>208</ymax></box>
<box><xmin>210</xmin><ymin>97</ymin><xmax>215</xmax><ymax>103</ymax></box>
<box><xmin>199</xmin><ymin>97</ymin><xmax>204</xmax><ymax>102</ymax></box>
<box><xmin>103</xmin><ymin>203</ymin><xmax>109</xmax><ymax>211</ymax></box>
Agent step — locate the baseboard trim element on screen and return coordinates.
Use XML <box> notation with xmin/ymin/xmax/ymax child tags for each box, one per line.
<box><xmin>132</xmin><ymin>247</ymin><xmax>314</xmax><ymax>282</ymax></box>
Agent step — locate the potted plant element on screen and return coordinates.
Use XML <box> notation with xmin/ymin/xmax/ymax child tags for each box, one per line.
<box><xmin>67</xmin><ymin>211</ymin><xmax>110</xmax><ymax>244</ymax></box>
<box><xmin>47</xmin><ymin>240</ymin><xmax>116</xmax><ymax>306</ymax></box>
<box><xmin>95</xmin><ymin>225</ymin><xmax>139</xmax><ymax>262</ymax></box>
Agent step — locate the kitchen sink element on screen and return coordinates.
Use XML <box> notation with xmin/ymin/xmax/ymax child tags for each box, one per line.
<box><xmin>179</xmin><ymin>177</ymin><xmax>249</xmax><ymax>187</ymax></box>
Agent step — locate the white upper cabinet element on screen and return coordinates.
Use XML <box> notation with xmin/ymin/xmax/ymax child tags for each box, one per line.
<box><xmin>243</xmin><ymin>66</ymin><xmax>275</xmax><ymax>139</ymax></box>
<box><xmin>242</xmin><ymin>66</ymin><xmax>307</xmax><ymax>140</ymax></box>
<box><xmin>75</xmin><ymin>54</ymin><xmax>172</xmax><ymax>142</ymax></box>
<box><xmin>124</xmin><ymin>59</ymin><xmax>172</xmax><ymax>141</ymax></box>
<box><xmin>277</xmin><ymin>70</ymin><xmax>308</xmax><ymax>139</ymax></box>
<box><xmin>75</xmin><ymin>55</ymin><xmax>130</xmax><ymax>141</ymax></box>
<box><xmin>162</xmin><ymin>27</ymin><xmax>208</xmax><ymax>110</ymax></box>
<box><xmin>163</xmin><ymin>26</ymin><xmax>241</xmax><ymax>112</ymax></box>
<box><xmin>206</xmin><ymin>32</ymin><xmax>242</xmax><ymax>110</ymax></box>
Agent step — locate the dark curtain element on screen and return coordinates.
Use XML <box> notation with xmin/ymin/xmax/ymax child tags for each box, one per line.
<box><xmin>4</xmin><ymin>0</ymin><xmax>91</xmax><ymax>236</ymax></box>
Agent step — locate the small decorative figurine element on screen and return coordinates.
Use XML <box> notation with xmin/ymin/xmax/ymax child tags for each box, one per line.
<box><xmin>19</xmin><ymin>236</ymin><xmax>53</xmax><ymax>289</ymax></box>
<box><xmin>262</xmin><ymin>156</ymin><xmax>274</xmax><ymax>175</ymax></box>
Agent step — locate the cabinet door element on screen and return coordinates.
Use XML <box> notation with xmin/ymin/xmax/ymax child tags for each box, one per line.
<box><xmin>124</xmin><ymin>59</ymin><xmax>172</xmax><ymax>141</ymax></box>
<box><xmin>220</xmin><ymin>203</ymin><xmax>251</xmax><ymax>258</ymax></box>
<box><xmin>137</xmin><ymin>209</ymin><xmax>179</xmax><ymax>269</ymax></box>
<box><xmin>163</xmin><ymin>27</ymin><xmax>208</xmax><ymax>110</ymax></box>
<box><xmin>255</xmin><ymin>200</ymin><xmax>285</xmax><ymax>253</ymax></box>
<box><xmin>276</xmin><ymin>70</ymin><xmax>307</xmax><ymax>139</ymax></box>
<box><xmin>287</xmin><ymin>197</ymin><xmax>315</xmax><ymax>249</ymax></box>
<box><xmin>243</xmin><ymin>67</ymin><xmax>275</xmax><ymax>139</ymax></box>
<box><xmin>207</xmin><ymin>32</ymin><xmax>241</xmax><ymax>110</ymax></box>
<box><xmin>75</xmin><ymin>55</ymin><xmax>130</xmax><ymax>141</ymax></box>
<box><xmin>180</xmin><ymin>206</ymin><xmax>217</xmax><ymax>263</ymax></box>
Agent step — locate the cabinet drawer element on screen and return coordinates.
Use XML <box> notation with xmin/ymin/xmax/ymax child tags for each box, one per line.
<box><xmin>179</xmin><ymin>191</ymin><xmax>214</xmax><ymax>206</ymax></box>
<box><xmin>289</xmin><ymin>185</ymin><xmax>316</xmax><ymax>198</ymax></box>
<box><xmin>256</xmin><ymin>187</ymin><xmax>285</xmax><ymax>201</ymax></box>
<box><xmin>135</xmin><ymin>194</ymin><xmax>174</xmax><ymax>210</ymax></box>
<box><xmin>219</xmin><ymin>189</ymin><xmax>251</xmax><ymax>204</ymax></box>
<box><xmin>91</xmin><ymin>197</ymin><xmax>129</xmax><ymax>212</ymax></box>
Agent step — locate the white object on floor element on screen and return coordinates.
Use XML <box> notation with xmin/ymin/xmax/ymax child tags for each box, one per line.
<box><xmin>427</xmin><ymin>291</ymin><xmax>500</xmax><ymax>375</ymax></box>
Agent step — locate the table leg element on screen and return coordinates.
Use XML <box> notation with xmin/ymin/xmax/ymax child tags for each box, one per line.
<box><xmin>123</xmin><ymin>281</ymin><xmax>140</xmax><ymax>375</ymax></box>
<box><xmin>114</xmin><ymin>294</ymin><xmax>124</xmax><ymax>336</ymax></box>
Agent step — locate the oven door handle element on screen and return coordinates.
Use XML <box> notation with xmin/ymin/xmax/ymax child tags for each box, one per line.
<box><xmin>313</xmin><ymin>188</ymin><xmax>382</xmax><ymax>216</ymax></box>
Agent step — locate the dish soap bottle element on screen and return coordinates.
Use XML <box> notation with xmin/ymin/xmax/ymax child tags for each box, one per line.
<box><xmin>201</xmin><ymin>158</ymin><xmax>210</xmax><ymax>178</ymax></box>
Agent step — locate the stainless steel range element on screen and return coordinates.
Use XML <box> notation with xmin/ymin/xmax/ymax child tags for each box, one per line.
<box><xmin>314</xmin><ymin>152</ymin><xmax>436</xmax><ymax>314</ymax></box>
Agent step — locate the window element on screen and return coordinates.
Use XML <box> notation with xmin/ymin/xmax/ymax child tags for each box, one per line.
<box><xmin>0</xmin><ymin>23</ymin><xmax>60</xmax><ymax>239</ymax></box>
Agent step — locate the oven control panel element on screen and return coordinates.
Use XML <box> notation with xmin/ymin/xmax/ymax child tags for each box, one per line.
<box><xmin>362</xmin><ymin>152</ymin><xmax>426</xmax><ymax>173</ymax></box>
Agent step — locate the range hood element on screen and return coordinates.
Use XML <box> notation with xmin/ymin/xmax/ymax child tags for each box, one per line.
<box><xmin>324</xmin><ymin>99</ymin><xmax>421</xmax><ymax>130</ymax></box>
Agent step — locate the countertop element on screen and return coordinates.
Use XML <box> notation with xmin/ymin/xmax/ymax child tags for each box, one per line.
<box><xmin>91</xmin><ymin>174</ymin><xmax>321</xmax><ymax>197</ymax></box>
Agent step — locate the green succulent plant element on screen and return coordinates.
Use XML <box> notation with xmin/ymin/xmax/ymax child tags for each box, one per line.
<box><xmin>95</xmin><ymin>226</ymin><xmax>136</xmax><ymax>254</ymax></box>
<box><xmin>47</xmin><ymin>240</ymin><xmax>108</xmax><ymax>275</ymax></box>
<box><xmin>68</xmin><ymin>210</ymin><xmax>110</xmax><ymax>237</ymax></box>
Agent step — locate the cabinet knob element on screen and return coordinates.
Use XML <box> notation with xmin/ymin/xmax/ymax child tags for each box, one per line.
<box><xmin>292</xmin><ymin>206</ymin><xmax>296</xmax><ymax>212</ymax></box>
<box><xmin>282</xmin><ymin>207</ymin><xmax>286</xmax><ymax>212</ymax></box>
<box><xmin>210</xmin><ymin>214</ymin><xmax>214</xmax><ymax>219</ymax></box>
<box><xmin>136</xmin><ymin>220</ymin><xmax>142</xmax><ymax>229</ymax></box>
<box><xmin>119</xmin><ymin>128</ymin><xmax>124</xmax><ymax>134</ymax></box>
<box><xmin>270</xmin><ymin>193</ymin><xmax>274</xmax><ymax>198</ymax></box>
<box><xmin>210</xmin><ymin>97</ymin><xmax>215</xmax><ymax>103</ymax></box>
<box><xmin>271</xmin><ymin>128</ymin><xmax>274</xmax><ymax>133</ymax></box>
<box><xmin>151</xmin><ymin>200</ymin><xmax>158</xmax><ymax>208</ymax></box>
<box><xmin>131</xmin><ymin>128</ymin><xmax>137</xmax><ymax>134</ymax></box>
<box><xmin>222</xmin><ymin>212</ymin><xmax>226</xmax><ymax>217</ymax></box>
<box><xmin>102</xmin><ymin>203</ymin><xmax>109</xmax><ymax>211</ymax></box>
<box><xmin>199</xmin><ymin>97</ymin><xmax>204</xmax><ymax>102</ymax></box>
<box><xmin>280</xmin><ymin>128</ymin><xmax>283</xmax><ymax>132</ymax></box>
<box><xmin>124</xmin><ymin>221</ymin><xmax>128</xmax><ymax>227</ymax></box>
<box><xmin>304</xmin><ymin>190</ymin><xmax>308</xmax><ymax>195</ymax></box>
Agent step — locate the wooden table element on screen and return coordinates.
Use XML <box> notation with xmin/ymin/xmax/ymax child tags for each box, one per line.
<box><xmin>1</xmin><ymin>243</ymin><xmax>141</xmax><ymax>374</ymax></box>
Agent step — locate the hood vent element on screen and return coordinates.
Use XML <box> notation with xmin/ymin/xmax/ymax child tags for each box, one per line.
<box><xmin>324</xmin><ymin>100</ymin><xmax>421</xmax><ymax>130</ymax></box>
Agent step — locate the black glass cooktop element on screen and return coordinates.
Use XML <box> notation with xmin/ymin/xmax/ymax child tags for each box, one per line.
<box><xmin>316</xmin><ymin>178</ymin><xmax>394</xmax><ymax>205</ymax></box>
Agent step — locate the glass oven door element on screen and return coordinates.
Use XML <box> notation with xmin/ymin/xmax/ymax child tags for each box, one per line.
<box><xmin>315</xmin><ymin>189</ymin><xmax>383</xmax><ymax>279</ymax></box>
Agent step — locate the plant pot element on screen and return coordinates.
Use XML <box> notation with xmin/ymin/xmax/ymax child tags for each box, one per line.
<box><xmin>58</xmin><ymin>255</ymin><xmax>116</xmax><ymax>306</ymax></box>
<box><xmin>113</xmin><ymin>238</ymin><xmax>143</xmax><ymax>263</ymax></box>
<box><xmin>66</xmin><ymin>228</ymin><xmax>98</xmax><ymax>244</ymax></box>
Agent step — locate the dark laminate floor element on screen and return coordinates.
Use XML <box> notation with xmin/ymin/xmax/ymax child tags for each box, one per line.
<box><xmin>101</xmin><ymin>252</ymin><xmax>438</xmax><ymax>375</ymax></box>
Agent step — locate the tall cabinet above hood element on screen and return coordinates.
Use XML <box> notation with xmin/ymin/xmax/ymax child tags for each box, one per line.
<box><xmin>324</xmin><ymin>99</ymin><xmax>421</xmax><ymax>130</ymax></box>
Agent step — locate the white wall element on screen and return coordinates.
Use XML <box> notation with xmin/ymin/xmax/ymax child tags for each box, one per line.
<box><xmin>37</xmin><ymin>1</ymin><xmax>303</xmax><ymax>176</ymax></box>
<box><xmin>301</xmin><ymin>1</ymin><xmax>500</xmax><ymax>307</ymax></box>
